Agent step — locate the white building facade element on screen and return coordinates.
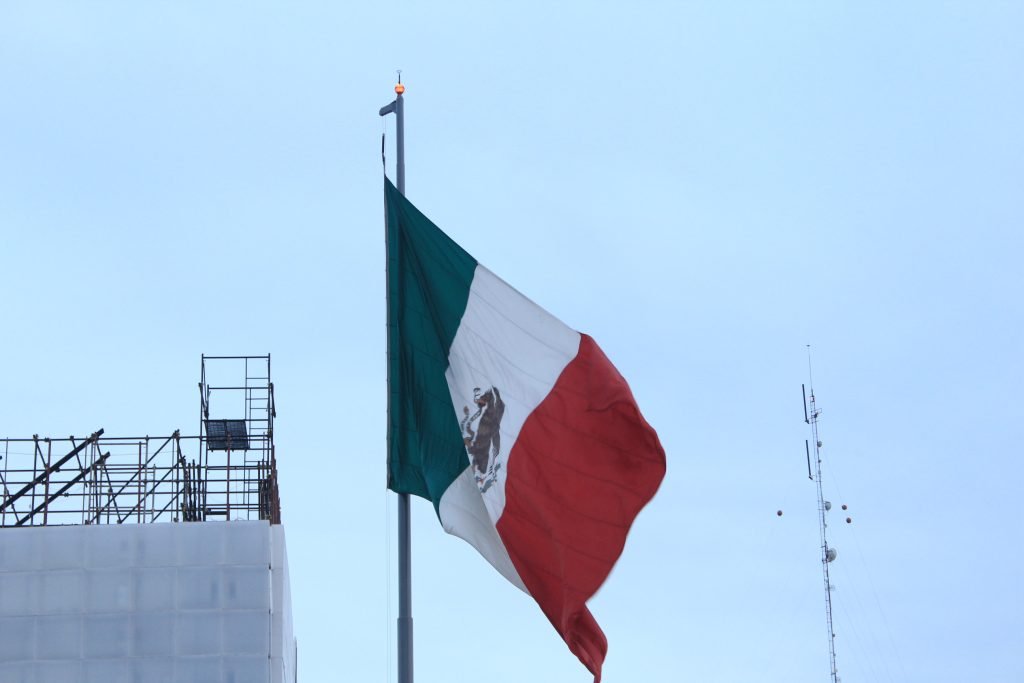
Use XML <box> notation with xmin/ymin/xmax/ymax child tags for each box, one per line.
<box><xmin>0</xmin><ymin>520</ymin><xmax>296</xmax><ymax>683</ymax></box>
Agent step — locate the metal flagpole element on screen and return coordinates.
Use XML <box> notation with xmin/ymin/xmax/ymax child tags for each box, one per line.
<box><xmin>379</xmin><ymin>74</ymin><xmax>411</xmax><ymax>683</ymax></box>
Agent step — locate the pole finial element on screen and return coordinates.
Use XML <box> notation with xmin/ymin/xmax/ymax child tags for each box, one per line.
<box><xmin>395</xmin><ymin>69</ymin><xmax>405</xmax><ymax>94</ymax></box>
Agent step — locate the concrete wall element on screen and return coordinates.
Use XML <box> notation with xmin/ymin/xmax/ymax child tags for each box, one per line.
<box><xmin>0</xmin><ymin>520</ymin><xmax>295</xmax><ymax>683</ymax></box>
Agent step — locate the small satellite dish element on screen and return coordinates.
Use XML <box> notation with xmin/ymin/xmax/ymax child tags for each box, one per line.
<box><xmin>824</xmin><ymin>501</ymin><xmax>832</xmax><ymax>511</ymax></box>
<box><xmin>826</xmin><ymin>547</ymin><xmax>838</xmax><ymax>563</ymax></box>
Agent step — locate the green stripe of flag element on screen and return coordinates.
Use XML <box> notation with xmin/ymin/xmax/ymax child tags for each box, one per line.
<box><xmin>385</xmin><ymin>179</ymin><xmax>478</xmax><ymax>509</ymax></box>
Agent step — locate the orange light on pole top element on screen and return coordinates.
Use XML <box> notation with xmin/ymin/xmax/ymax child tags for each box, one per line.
<box><xmin>395</xmin><ymin>70</ymin><xmax>405</xmax><ymax>95</ymax></box>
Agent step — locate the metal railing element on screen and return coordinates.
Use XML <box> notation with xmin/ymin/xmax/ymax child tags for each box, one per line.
<box><xmin>0</xmin><ymin>431</ymin><xmax>280</xmax><ymax>527</ymax></box>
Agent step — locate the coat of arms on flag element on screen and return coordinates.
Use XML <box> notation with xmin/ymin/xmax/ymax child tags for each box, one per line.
<box><xmin>460</xmin><ymin>386</ymin><xmax>505</xmax><ymax>493</ymax></box>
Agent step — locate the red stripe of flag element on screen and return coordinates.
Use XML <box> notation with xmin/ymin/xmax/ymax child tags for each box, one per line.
<box><xmin>496</xmin><ymin>334</ymin><xmax>666</xmax><ymax>682</ymax></box>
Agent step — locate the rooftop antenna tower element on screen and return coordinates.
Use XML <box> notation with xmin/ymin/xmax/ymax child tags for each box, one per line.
<box><xmin>803</xmin><ymin>347</ymin><xmax>840</xmax><ymax>683</ymax></box>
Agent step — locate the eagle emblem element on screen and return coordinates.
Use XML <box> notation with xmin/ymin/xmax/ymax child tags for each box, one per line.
<box><xmin>460</xmin><ymin>386</ymin><xmax>505</xmax><ymax>492</ymax></box>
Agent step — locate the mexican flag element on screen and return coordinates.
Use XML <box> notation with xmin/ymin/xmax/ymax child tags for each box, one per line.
<box><xmin>385</xmin><ymin>179</ymin><xmax>665</xmax><ymax>682</ymax></box>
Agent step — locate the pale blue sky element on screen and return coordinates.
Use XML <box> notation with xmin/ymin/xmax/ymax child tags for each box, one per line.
<box><xmin>2</xmin><ymin>2</ymin><xmax>1022</xmax><ymax>681</ymax></box>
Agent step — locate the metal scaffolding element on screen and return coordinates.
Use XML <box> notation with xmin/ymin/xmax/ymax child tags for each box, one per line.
<box><xmin>0</xmin><ymin>354</ymin><xmax>280</xmax><ymax>527</ymax></box>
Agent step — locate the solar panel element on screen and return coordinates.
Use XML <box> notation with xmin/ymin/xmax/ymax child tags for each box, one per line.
<box><xmin>205</xmin><ymin>419</ymin><xmax>250</xmax><ymax>451</ymax></box>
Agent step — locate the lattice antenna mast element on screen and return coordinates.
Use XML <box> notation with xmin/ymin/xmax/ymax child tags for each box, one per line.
<box><xmin>803</xmin><ymin>353</ymin><xmax>840</xmax><ymax>683</ymax></box>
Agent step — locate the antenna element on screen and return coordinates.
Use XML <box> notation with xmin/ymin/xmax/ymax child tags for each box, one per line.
<box><xmin>805</xmin><ymin>439</ymin><xmax>813</xmax><ymax>481</ymax></box>
<box><xmin>803</xmin><ymin>350</ymin><xmax>840</xmax><ymax>683</ymax></box>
